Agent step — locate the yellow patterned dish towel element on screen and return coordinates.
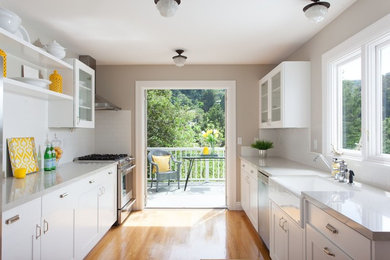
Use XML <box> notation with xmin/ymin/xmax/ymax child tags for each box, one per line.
<box><xmin>7</xmin><ymin>137</ymin><xmax>39</xmax><ymax>176</ymax></box>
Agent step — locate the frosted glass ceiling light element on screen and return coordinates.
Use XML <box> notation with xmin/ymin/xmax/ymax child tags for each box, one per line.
<box><xmin>303</xmin><ymin>0</ymin><xmax>330</xmax><ymax>23</ymax></box>
<box><xmin>155</xmin><ymin>0</ymin><xmax>181</xmax><ymax>17</ymax></box>
<box><xmin>172</xmin><ymin>49</ymin><xmax>187</xmax><ymax>67</ymax></box>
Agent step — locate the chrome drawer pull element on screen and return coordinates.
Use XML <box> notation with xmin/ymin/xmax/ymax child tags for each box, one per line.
<box><xmin>323</xmin><ymin>247</ymin><xmax>335</xmax><ymax>257</ymax></box>
<box><xmin>43</xmin><ymin>220</ymin><xmax>49</xmax><ymax>234</ymax></box>
<box><xmin>326</xmin><ymin>223</ymin><xmax>338</xmax><ymax>234</ymax></box>
<box><xmin>36</xmin><ymin>224</ymin><xmax>41</xmax><ymax>239</ymax></box>
<box><xmin>5</xmin><ymin>215</ymin><xmax>20</xmax><ymax>225</ymax></box>
<box><xmin>59</xmin><ymin>192</ymin><xmax>68</xmax><ymax>198</ymax></box>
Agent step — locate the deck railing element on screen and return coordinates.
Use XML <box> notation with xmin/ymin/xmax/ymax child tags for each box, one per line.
<box><xmin>146</xmin><ymin>147</ymin><xmax>225</xmax><ymax>182</ymax></box>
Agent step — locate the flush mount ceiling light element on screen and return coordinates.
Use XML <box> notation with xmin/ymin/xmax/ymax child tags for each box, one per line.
<box><xmin>154</xmin><ymin>0</ymin><xmax>181</xmax><ymax>17</ymax></box>
<box><xmin>303</xmin><ymin>0</ymin><xmax>330</xmax><ymax>23</ymax></box>
<box><xmin>172</xmin><ymin>49</ymin><xmax>187</xmax><ymax>67</ymax></box>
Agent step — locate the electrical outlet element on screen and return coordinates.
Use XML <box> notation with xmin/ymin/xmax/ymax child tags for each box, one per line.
<box><xmin>237</xmin><ymin>137</ymin><xmax>242</xmax><ymax>145</ymax></box>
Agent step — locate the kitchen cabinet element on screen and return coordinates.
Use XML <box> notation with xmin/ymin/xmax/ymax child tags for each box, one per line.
<box><xmin>270</xmin><ymin>201</ymin><xmax>303</xmax><ymax>260</ymax></box>
<box><xmin>2</xmin><ymin>198</ymin><xmax>41</xmax><ymax>260</ymax></box>
<box><xmin>74</xmin><ymin>166</ymin><xmax>118</xmax><ymax>260</ymax></box>
<box><xmin>72</xmin><ymin>58</ymin><xmax>95</xmax><ymax>128</ymax></box>
<box><xmin>41</xmin><ymin>184</ymin><xmax>77</xmax><ymax>260</ymax></box>
<box><xmin>306</xmin><ymin>224</ymin><xmax>352</xmax><ymax>260</ymax></box>
<box><xmin>240</xmin><ymin>160</ymin><xmax>258</xmax><ymax>231</ymax></box>
<box><xmin>259</xmin><ymin>61</ymin><xmax>310</xmax><ymax>129</ymax></box>
<box><xmin>98</xmin><ymin>166</ymin><xmax>117</xmax><ymax>234</ymax></box>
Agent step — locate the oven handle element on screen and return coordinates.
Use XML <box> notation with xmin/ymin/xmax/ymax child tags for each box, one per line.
<box><xmin>121</xmin><ymin>164</ymin><xmax>135</xmax><ymax>175</ymax></box>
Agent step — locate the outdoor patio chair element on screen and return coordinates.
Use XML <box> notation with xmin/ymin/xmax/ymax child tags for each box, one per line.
<box><xmin>147</xmin><ymin>149</ymin><xmax>182</xmax><ymax>192</ymax></box>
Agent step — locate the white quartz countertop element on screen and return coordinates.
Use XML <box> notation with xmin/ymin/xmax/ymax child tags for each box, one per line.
<box><xmin>240</xmin><ymin>156</ymin><xmax>329</xmax><ymax>177</ymax></box>
<box><xmin>2</xmin><ymin>161</ymin><xmax>117</xmax><ymax>211</ymax></box>
<box><xmin>303</xmin><ymin>186</ymin><xmax>390</xmax><ymax>241</ymax></box>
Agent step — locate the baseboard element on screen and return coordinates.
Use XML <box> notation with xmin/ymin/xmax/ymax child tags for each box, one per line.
<box><xmin>228</xmin><ymin>202</ymin><xmax>242</xmax><ymax>211</ymax></box>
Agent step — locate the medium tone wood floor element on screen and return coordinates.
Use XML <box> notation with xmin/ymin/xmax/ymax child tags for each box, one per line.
<box><xmin>86</xmin><ymin>209</ymin><xmax>270</xmax><ymax>260</ymax></box>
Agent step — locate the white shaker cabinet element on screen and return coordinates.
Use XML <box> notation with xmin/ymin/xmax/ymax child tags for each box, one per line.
<box><xmin>41</xmin><ymin>185</ymin><xmax>77</xmax><ymax>260</ymax></box>
<box><xmin>270</xmin><ymin>201</ymin><xmax>303</xmax><ymax>260</ymax></box>
<box><xmin>240</xmin><ymin>160</ymin><xmax>258</xmax><ymax>232</ymax></box>
<box><xmin>2</xmin><ymin>198</ymin><xmax>42</xmax><ymax>260</ymax></box>
<box><xmin>259</xmin><ymin>61</ymin><xmax>310</xmax><ymax>129</ymax></box>
<box><xmin>98</xmin><ymin>166</ymin><xmax>117</xmax><ymax>234</ymax></box>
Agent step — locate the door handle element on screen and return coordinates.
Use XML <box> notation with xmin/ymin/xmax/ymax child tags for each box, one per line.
<box><xmin>36</xmin><ymin>224</ymin><xmax>41</xmax><ymax>239</ymax></box>
<box><xmin>323</xmin><ymin>247</ymin><xmax>335</xmax><ymax>257</ymax></box>
<box><xmin>5</xmin><ymin>215</ymin><xmax>20</xmax><ymax>225</ymax></box>
<box><xmin>326</xmin><ymin>223</ymin><xmax>338</xmax><ymax>234</ymax></box>
<box><xmin>59</xmin><ymin>192</ymin><xmax>68</xmax><ymax>198</ymax></box>
<box><xmin>43</xmin><ymin>220</ymin><xmax>49</xmax><ymax>234</ymax></box>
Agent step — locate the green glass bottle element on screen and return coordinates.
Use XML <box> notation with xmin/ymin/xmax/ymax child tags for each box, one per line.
<box><xmin>44</xmin><ymin>145</ymin><xmax>52</xmax><ymax>171</ymax></box>
<box><xmin>50</xmin><ymin>144</ymin><xmax>56</xmax><ymax>170</ymax></box>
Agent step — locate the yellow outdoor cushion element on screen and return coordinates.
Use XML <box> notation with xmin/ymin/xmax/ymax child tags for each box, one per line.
<box><xmin>152</xmin><ymin>155</ymin><xmax>171</xmax><ymax>173</ymax></box>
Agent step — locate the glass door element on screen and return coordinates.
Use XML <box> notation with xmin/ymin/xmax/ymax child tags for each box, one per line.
<box><xmin>271</xmin><ymin>72</ymin><xmax>281</xmax><ymax>123</ymax></box>
<box><xmin>260</xmin><ymin>81</ymin><xmax>269</xmax><ymax>124</ymax></box>
<box><xmin>74</xmin><ymin>59</ymin><xmax>95</xmax><ymax>128</ymax></box>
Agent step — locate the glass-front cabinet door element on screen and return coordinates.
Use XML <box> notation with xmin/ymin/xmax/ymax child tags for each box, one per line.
<box><xmin>260</xmin><ymin>81</ymin><xmax>269</xmax><ymax>125</ymax></box>
<box><xmin>271</xmin><ymin>72</ymin><xmax>281</xmax><ymax>123</ymax></box>
<box><xmin>73</xmin><ymin>59</ymin><xmax>95</xmax><ymax>128</ymax></box>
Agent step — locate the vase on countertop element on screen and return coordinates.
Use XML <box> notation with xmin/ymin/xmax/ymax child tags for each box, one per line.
<box><xmin>258</xmin><ymin>150</ymin><xmax>267</xmax><ymax>158</ymax></box>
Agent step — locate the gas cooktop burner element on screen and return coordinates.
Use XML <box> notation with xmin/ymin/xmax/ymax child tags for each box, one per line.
<box><xmin>77</xmin><ymin>154</ymin><xmax>129</xmax><ymax>161</ymax></box>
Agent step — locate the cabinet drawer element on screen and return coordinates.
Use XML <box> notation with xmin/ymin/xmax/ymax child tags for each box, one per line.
<box><xmin>241</xmin><ymin>160</ymin><xmax>257</xmax><ymax>179</ymax></box>
<box><xmin>306</xmin><ymin>224</ymin><xmax>352</xmax><ymax>260</ymax></box>
<box><xmin>306</xmin><ymin>202</ymin><xmax>371</xmax><ymax>260</ymax></box>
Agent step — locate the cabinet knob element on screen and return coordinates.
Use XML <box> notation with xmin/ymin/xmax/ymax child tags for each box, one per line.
<box><xmin>108</xmin><ymin>171</ymin><xmax>112</xmax><ymax>175</ymax></box>
<box><xmin>325</xmin><ymin>223</ymin><xmax>338</xmax><ymax>234</ymax></box>
<box><xmin>323</xmin><ymin>247</ymin><xmax>335</xmax><ymax>257</ymax></box>
<box><xmin>5</xmin><ymin>215</ymin><xmax>20</xmax><ymax>225</ymax></box>
<box><xmin>89</xmin><ymin>180</ymin><xmax>95</xmax><ymax>184</ymax></box>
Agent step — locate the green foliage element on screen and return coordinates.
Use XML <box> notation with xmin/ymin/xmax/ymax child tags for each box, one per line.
<box><xmin>383</xmin><ymin>73</ymin><xmax>390</xmax><ymax>154</ymax></box>
<box><xmin>147</xmin><ymin>89</ymin><xmax>226</xmax><ymax>148</ymax></box>
<box><xmin>342</xmin><ymin>80</ymin><xmax>361</xmax><ymax>150</ymax></box>
<box><xmin>251</xmin><ymin>140</ymin><xmax>274</xmax><ymax>150</ymax></box>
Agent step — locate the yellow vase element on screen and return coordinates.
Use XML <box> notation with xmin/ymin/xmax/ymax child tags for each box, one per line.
<box><xmin>49</xmin><ymin>70</ymin><xmax>63</xmax><ymax>93</ymax></box>
<box><xmin>0</xmin><ymin>49</ymin><xmax>6</xmax><ymax>77</ymax></box>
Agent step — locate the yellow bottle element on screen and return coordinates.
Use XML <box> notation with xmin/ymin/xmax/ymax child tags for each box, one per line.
<box><xmin>0</xmin><ymin>49</ymin><xmax>6</xmax><ymax>77</ymax></box>
<box><xmin>202</xmin><ymin>147</ymin><xmax>209</xmax><ymax>155</ymax></box>
<box><xmin>49</xmin><ymin>70</ymin><xmax>63</xmax><ymax>93</ymax></box>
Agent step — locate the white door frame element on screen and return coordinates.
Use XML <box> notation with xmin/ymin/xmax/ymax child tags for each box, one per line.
<box><xmin>135</xmin><ymin>80</ymin><xmax>237</xmax><ymax>210</ymax></box>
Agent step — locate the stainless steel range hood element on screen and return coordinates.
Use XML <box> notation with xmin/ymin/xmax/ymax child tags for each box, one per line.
<box><xmin>95</xmin><ymin>95</ymin><xmax>121</xmax><ymax>111</ymax></box>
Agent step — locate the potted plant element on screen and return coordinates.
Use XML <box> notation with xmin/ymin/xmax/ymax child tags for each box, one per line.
<box><xmin>202</xmin><ymin>129</ymin><xmax>220</xmax><ymax>155</ymax></box>
<box><xmin>251</xmin><ymin>140</ymin><xmax>273</xmax><ymax>158</ymax></box>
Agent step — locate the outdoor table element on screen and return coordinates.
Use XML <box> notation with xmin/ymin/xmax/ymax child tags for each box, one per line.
<box><xmin>181</xmin><ymin>155</ymin><xmax>226</xmax><ymax>191</ymax></box>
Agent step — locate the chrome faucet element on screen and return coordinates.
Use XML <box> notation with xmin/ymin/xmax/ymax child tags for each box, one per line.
<box><xmin>313</xmin><ymin>154</ymin><xmax>332</xmax><ymax>171</ymax></box>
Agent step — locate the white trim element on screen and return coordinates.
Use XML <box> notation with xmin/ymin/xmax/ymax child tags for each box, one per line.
<box><xmin>135</xmin><ymin>80</ymin><xmax>237</xmax><ymax>210</ymax></box>
<box><xmin>322</xmin><ymin>13</ymin><xmax>390</xmax><ymax>165</ymax></box>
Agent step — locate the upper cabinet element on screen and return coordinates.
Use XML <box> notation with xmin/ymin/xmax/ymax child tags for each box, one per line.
<box><xmin>73</xmin><ymin>59</ymin><xmax>95</xmax><ymax>128</ymax></box>
<box><xmin>259</xmin><ymin>61</ymin><xmax>310</xmax><ymax>129</ymax></box>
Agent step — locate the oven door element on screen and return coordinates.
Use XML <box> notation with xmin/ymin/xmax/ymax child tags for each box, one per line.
<box><xmin>118</xmin><ymin>164</ymin><xmax>135</xmax><ymax>209</ymax></box>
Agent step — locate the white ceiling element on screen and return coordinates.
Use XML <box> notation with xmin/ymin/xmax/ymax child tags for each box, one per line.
<box><xmin>2</xmin><ymin>0</ymin><xmax>355</xmax><ymax>65</ymax></box>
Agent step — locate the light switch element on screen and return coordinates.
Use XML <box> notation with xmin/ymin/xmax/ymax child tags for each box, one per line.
<box><xmin>237</xmin><ymin>137</ymin><xmax>242</xmax><ymax>145</ymax></box>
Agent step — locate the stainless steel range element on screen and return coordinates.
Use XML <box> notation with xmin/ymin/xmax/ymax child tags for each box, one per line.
<box><xmin>75</xmin><ymin>154</ymin><xmax>136</xmax><ymax>225</ymax></box>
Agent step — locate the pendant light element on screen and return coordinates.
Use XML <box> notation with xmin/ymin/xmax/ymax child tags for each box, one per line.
<box><xmin>172</xmin><ymin>50</ymin><xmax>187</xmax><ymax>67</ymax></box>
<box><xmin>154</xmin><ymin>0</ymin><xmax>181</xmax><ymax>17</ymax></box>
<box><xmin>303</xmin><ymin>0</ymin><xmax>330</xmax><ymax>23</ymax></box>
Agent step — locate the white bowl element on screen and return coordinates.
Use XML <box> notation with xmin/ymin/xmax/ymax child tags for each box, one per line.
<box><xmin>47</xmin><ymin>48</ymin><xmax>66</xmax><ymax>59</ymax></box>
<box><xmin>0</xmin><ymin>8</ymin><xmax>21</xmax><ymax>33</ymax></box>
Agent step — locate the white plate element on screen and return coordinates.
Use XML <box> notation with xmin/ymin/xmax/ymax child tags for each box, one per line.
<box><xmin>14</xmin><ymin>25</ymin><xmax>30</xmax><ymax>43</ymax></box>
<box><xmin>11</xmin><ymin>77</ymin><xmax>51</xmax><ymax>89</ymax></box>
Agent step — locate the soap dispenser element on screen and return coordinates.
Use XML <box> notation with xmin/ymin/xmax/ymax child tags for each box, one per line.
<box><xmin>348</xmin><ymin>170</ymin><xmax>355</xmax><ymax>184</ymax></box>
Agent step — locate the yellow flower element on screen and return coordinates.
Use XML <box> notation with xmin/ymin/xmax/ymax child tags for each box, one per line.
<box><xmin>207</xmin><ymin>129</ymin><xmax>213</xmax><ymax>135</ymax></box>
<box><xmin>202</xmin><ymin>132</ymin><xmax>208</xmax><ymax>138</ymax></box>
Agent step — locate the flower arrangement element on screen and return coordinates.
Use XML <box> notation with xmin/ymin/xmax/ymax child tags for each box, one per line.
<box><xmin>202</xmin><ymin>129</ymin><xmax>219</xmax><ymax>155</ymax></box>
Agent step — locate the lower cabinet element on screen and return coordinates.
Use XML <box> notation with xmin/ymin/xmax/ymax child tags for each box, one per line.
<box><xmin>2</xmin><ymin>166</ymin><xmax>118</xmax><ymax>260</ymax></box>
<box><xmin>270</xmin><ymin>201</ymin><xmax>303</xmax><ymax>260</ymax></box>
<box><xmin>41</xmin><ymin>185</ymin><xmax>77</xmax><ymax>260</ymax></box>
<box><xmin>240</xmin><ymin>160</ymin><xmax>258</xmax><ymax>232</ymax></box>
<box><xmin>2</xmin><ymin>198</ymin><xmax>41</xmax><ymax>260</ymax></box>
<box><xmin>306</xmin><ymin>224</ymin><xmax>352</xmax><ymax>260</ymax></box>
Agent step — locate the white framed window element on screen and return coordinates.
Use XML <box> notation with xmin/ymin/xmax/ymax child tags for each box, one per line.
<box><xmin>323</xmin><ymin>14</ymin><xmax>390</xmax><ymax>164</ymax></box>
